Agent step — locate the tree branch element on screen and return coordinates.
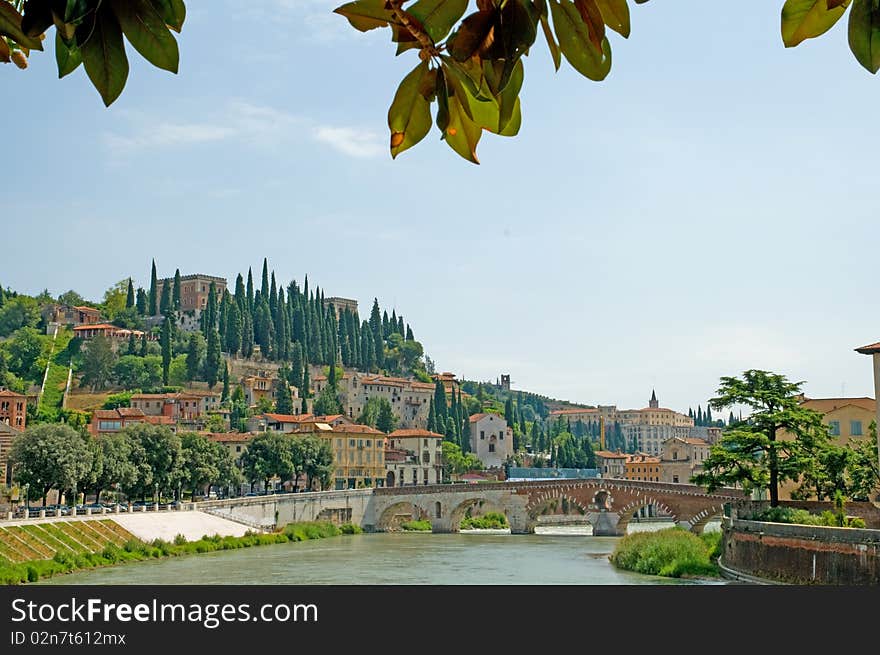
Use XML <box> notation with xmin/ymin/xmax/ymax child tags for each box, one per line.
<box><xmin>387</xmin><ymin>0</ymin><xmax>439</xmax><ymax>56</ymax></box>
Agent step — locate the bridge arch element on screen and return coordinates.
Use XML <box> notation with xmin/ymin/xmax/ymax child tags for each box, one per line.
<box><xmin>614</xmin><ymin>498</ymin><xmax>675</xmax><ymax>534</ymax></box>
<box><xmin>682</xmin><ymin>505</ymin><xmax>725</xmax><ymax>534</ymax></box>
<box><xmin>376</xmin><ymin>500</ymin><xmax>429</xmax><ymax>531</ymax></box>
<box><xmin>526</xmin><ymin>489</ymin><xmax>589</xmax><ymax>521</ymax></box>
<box><xmin>448</xmin><ymin>497</ymin><xmax>511</xmax><ymax>531</ymax></box>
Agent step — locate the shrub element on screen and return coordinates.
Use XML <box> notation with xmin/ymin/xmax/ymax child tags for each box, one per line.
<box><xmin>173</xmin><ymin>534</ymin><xmax>188</xmax><ymax>546</ymax></box>
<box><xmin>400</xmin><ymin>520</ymin><xmax>432</xmax><ymax>531</ymax></box>
<box><xmin>610</xmin><ymin>528</ymin><xmax>720</xmax><ymax>579</ymax></box>
<box><xmin>340</xmin><ymin>523</ymin><xmax>363</xmax><ymax>535</ymax></box>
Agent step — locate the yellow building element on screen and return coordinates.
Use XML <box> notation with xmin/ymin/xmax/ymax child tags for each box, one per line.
<box><xmin>293</xmin><ymin>421</ymin><xmax>386</xmax><ymax>490</ymax></box>
<box><xmin>778</xmin><ymin>396</ymin><xmax>877</xmax><ymax>500</ymax></box>
<box><xmin>624</xmin><ymin>453</ymin><xmax>661</xmax><ymax>482</ymax></box>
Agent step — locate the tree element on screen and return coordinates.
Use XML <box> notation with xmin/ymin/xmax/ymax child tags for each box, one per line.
<box><xmin>159</xmin><ymin>277</ymin><xmax>172</xmax><ymax>316</ymax></box>
<box><xmin>185</xmin><ymin>332</ymin><xmax>205</xmax><ymax>382</ymax></box>
<box><xmin>123</xmin><ymin>423</ymin><xmax>183</xmax><ymax>501</ymax></box>
<box><xmin>312</xmin><ymin>385</ymin><xmax>343</xmax><ymax>416</ymax></box>
<box><xmin>149</xmin><ymin>259</ymin><xmax>159</xmax><ymax>317</ymax></box>
<box><xmin>135</xmin><ymin>288</ymin><xmax>147</xmax><ymax>316</ymax></box>
<box><xmin>275</xmin><ymin>367</ymin><xmax>294</xmax><ymax>415</ymax></box>
<box><xmin>125</xmin><ymin>279</ymin><xmax>135</xmax><ymax>309</ymax></box>
<box><xmin>6</xmin><ymin>326</ymin><xmax>44</xmax><ymax>380</ymax></box>
<box><xmin>8</xmin><ymin>424</ymin><xmax>94</xmax><ymax>505</ymax></box>
<box><xmin>358</xmin><ymin>396</ymin><xmax>392</xmax><ymax>428</ymax></box>
<box><xmin>692</xmin><ymin>370</ymin><xmax>828</xmax><ymax>507</ymax></box>
<box><xmin>240</xmin><ymin>432</ymin><xmax>295</xmax><ymax>492</ymax></box>
<box><xmin>160</xmin><ymin>317</ymin><xmax>173</xmax><ymax>385</ymax></box>
<box><xmin>205</xmin><ymin>329</ymin><xmax>222</xmax><ymax>389</ymax></box>
<box><xmin>173</xmin><ymin>269</ymin><xmax>182</xmax><ymax>311</ymax></box>
<box><xmin>180</xmin><ymin>432</ymin><xmax>222</xmax><ymax>501</ymax></box>
<box><xmin>90</xmin><ymin>432</ymin><xmax>140</xmax><ymax>504</ymax></box>
<box><xmin>80</xmin><ymin>335</ymin><xmax>117</xmax><ymax>391</ymax></box>
<box><xmin>298</xmin><ymin>435</ymin><xmax>334</xmax><ymax>491</ymax></box>
<box><xmin>222</xmin><ymin>363</ymin><xmax>230</xmax><ymax>403</ymax></box>
<box><xmin>101</xmin><ymin>279</ymin><xmax>129</xmax><ymax>321</ymax></box>
<box><xmin>376</xmin><ymin>398</ymin><xmax>398</xmax><ymax>434</ymax></box>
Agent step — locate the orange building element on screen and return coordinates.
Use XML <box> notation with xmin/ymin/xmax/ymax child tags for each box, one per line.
<box><xmin>625</xmin><ymin>453</ymin><xmax>661</xmax><ymax>482</ymax></box>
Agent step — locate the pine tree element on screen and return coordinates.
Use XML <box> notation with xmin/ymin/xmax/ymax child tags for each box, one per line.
<box><xmin>160</xmin><ymin>317</ymin><xmax>172</xmax><ymax>385</ymax></box>
<box><xmin>149</xmin><ymin>259</ymin><xmax>158</xmax><ymax>316</ymax></box>
<box><xmin>222</xmin><ymin>363</ymin><xmax>230</xmax><ymax>403</ymax></box>
<box><xmin>135</xmin><ymin>288</ymin><xmax>147</xmax><ymax>315</ymax></box>
<box><xmin>125</xmin><ymin>278</ymin><xmax>135</xmax><ymax>309</ymax></box>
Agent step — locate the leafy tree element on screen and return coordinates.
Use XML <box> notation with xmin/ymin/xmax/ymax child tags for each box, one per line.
<box><xmin>298</xmin><ymin>435</ymin><xmax>334</xmax><ymax>491</ymax></box>
<box><xmin>0</xmin><ymin>296</ymin><xmax>40</xmax><ymax>337</ymax></box>
<box><xmin>9</xmin><ymin>423</ymin><xmax>93</xmax><ymax>505</ymax></box>
<box><xmin>180</xmin><ymin>432</ymin><xmax>221</xmax><ymax>501</ymax></box>
<box><xmin>168</xmin><ymin>353</ymin><xmax>188</xmax><ymax>387</ymax></box>
<box><xmin>90</xmin><ymin>432</ymin><xmax>140</xmax><ymax>504</ymax></box>
<box><xmin>80</xmin><ymin>334</ymin><xmax>117</xmax><ymax>391</ymax></box>
<box><xmin>312</xmin><ymin>385</ymin><xmax>343</xmax><ymax>416</ymax></box>
<box><xmin>358</xmin><ymin>396</ymin><xmax>392</xmax><ymax>428</ymax></box>
<box><xmin>240</xmin><ymin>432</ymin><xmax>295</xmax><ymax>492</ymax></box>
<box><xmin>122</xmin><ymin>423</ymin><xmax>183</xmax><ymax>501</ymax></box>
<box><xmin>7</xmin><ymin>326</ymin><xmax>45</xmax><ymax>380</ymax></box>
<box><xmin>441</xmin><ymin>441</ymin><xmax>483</xmax><ymax>478</ymax></box>
<box><xmin>114</xmin><ymin>354</ymin><xmax>162</xmax><ymax>389</ymax></box>
<box><xmin>160</xmin><ymin>317</ymin><xmax>172</xmax><ymax>385</ymax></box>
<box><xmin>692</xmin><ymin>370</ymin><xmax>828</xmax><ymax>507</ymax></box>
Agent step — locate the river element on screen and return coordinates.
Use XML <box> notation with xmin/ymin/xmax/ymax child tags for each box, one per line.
<box><xmin>39</xmin><ymin>521</ymin><xmax>727</xmax><ymax>585</ymax></box>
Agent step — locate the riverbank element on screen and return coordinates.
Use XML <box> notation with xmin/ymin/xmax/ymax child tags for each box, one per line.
<box><xmin>0</xmin><ymin>520</ymin><xmax>362</xmax><ymax>585</ymax></box>
<box><xmin>609</xmin><ymin>527</ymin><xmax>723</xmax><ymax>579</ymax></box>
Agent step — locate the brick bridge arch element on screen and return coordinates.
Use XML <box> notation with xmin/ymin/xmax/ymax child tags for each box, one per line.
<box><xmin>370</xmin><ymin>479</ymin><xmax>745</xmax><ymax>535</ymax></box>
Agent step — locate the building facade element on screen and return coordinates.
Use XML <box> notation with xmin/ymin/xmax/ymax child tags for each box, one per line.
<box><xmin>594</xmin><ymin>450</ymin><xmax>627</xmax><ymax>478</ymax></box>
<box><xmin>468</xmin><ymin>413</ymin><xmax>513</xmax><ymax>469</ymax></box>
<box><xmin>658</xmin><ymin>437</ymin><xmax>710</xmax><ymax>484</ymax></box>
<box><xmin>155</xmin><ymin>274</ymin><xmax>228</xmax><ymax>314</ymax></box>
<box><xmin>385</xmin><ymin>428</ymin><xmax>445</xmax><ymax>486</ymax></box>
<box><xmin>323</xmin><ymin>297</ymin><xmax>358</xmax><ymax>320</ymax></box>
<box><xmin>42</xmin><ymin>304</ymin><xmax>101</xmax><ymax>329</ymax></box>
<box><xmin>624</xmin><ymin>453</ymin><xmax>661</xmax><ymax>482</ymax></box>
<box><xmin>312</xmin><ymin>371</ymin><xmax>434</xmax><ymax>429</ymax></box>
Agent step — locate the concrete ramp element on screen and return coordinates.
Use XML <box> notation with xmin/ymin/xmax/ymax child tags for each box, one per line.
<box><xmin>112</xmin><ymin>511</ymin><xmax>259</xmax><ymax>543</ymax></box>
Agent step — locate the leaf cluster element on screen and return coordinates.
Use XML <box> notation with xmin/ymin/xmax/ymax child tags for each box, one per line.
<box><xmin>1</xmin><ymin>0</ymin><xmax>185</xmax><ymax>105</ymax></box>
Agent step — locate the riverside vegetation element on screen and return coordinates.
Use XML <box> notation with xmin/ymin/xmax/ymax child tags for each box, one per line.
<box><xmin>0</xmin><ymin>520</ymin><xmax>362</xmax><ymax>585</ymax></box>
<box><xmin>609</xmin><ymin>527</ymin><xmax>723</xmax><ymax>579</ymax></box>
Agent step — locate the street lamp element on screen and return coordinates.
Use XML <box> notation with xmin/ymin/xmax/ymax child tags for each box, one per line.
<box><xmin>154</xmin><ymin>482</ymin><xmax>159</xmax><ymax>507</ymax></box>
<box><xmin>24</xmin><ymin>483</ymin><xmax>29</xmax><ymax>516</ymax></box>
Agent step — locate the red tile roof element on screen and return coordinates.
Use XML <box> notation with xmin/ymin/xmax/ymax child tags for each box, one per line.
<box><xmin>594</xmin><ymin>450</ymin><xmax>627</xmax><ymax>459</ymax></box>
<box><xmin>144</xmin><ymin>416</ymin><xmax>176</xmax><ymax>425</ymax></box>
<box><xmin>389</xmin><ymin>429</ymin><xmax>445</xmax><ymax>439</ymax></box>
<box><xmin>0</xmin><ymin>389</ymin><xmax>26</xmax><ymax>398</ymax></box>
<box><xmin>549</xmin><ymin>408</ymin><xmax>598</xmax><ymax>415</ymax></box>
<box><xmin>468</xmin><ymin>412</ymin><xmax>503</xmax><ymax>422</ymax></box>
<box><xmin>207</xmin><ymin>432</ymin><xmax>258</xmax><ymax>443</ymax></box>
<box><xmin>855</xmin><ymin>341</ymin><xmax>880</xmax><ymax>355</ymax></box>
<box><xmin>263</xmin><ymin>413</ymin><xmax>313</xmax><ymax>423</ymax></box>
<box><xmin>332</xmin><ymin>424</ymin><xmax>385</xmax><ymax>435</ymax></box>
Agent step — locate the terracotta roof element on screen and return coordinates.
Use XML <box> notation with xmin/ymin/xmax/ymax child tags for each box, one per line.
<box><xmin>594</xmin><ymin>450</ymin><xmax>627</xmax><ymax>459</ymax></box>
<box><xmin>92</xmin><ymin>408</ymin><xmax>146</xmax><ymax>419</ymax></box>
<box><xmin>801</xmin><ymin>397</ymin><xmax>876</xmax><ymax>413</ymax></box>
<box><xmin>207</xmin><ymin>432</ymin><xmax>257</xmax><ymax>443</ymax></box>
<box><xmin>468</xmin><ymin>412</ymin><xmax>504</xmax><ymax>422</ymax></box>
<box><xmin>0</xmin><ymin>389</ymin><xmax>26</xmax><ymax>398</ymax></box>
<box><xmin>855</xmin><ymin>341</ymin><xmax>880</xmax><ymax>355</ymax></box>
<box><xmin>144</xmin><ymin>416</ymin><xmax>176</xmax><ymax>425</ymax></box>
<box><xmin>131</xmin><ymin>393</ymin><xmax>173</xmax><ymax>400</ymax></box>
<box><xmin>73</xmin><ymin>323</ymin><xmax>119</xmax><ymax>330</ymax></box>
<box><xmin>410</xmin><ymin>382</ymin><xmax>435</xmax><ymax>390</ymax></box>
<box><xmin>682</xmin><ymin>438</ymin><xmax>709</xmax><ymax>445</ymax></box>
<box><xmin>331</xmin><ymin>424</ymin><xmax>385</xmax><ymax>435</ymax></box>
<box><xmin>389</xmin><ymin>429</ymin><xmax>445</xmax><ymax>439</ymax></box>
<box><xmin>263</xmin><ymin>413</ymin><xmax>313</xmax><ymax>423</ymax></box>
<box><xmin>549</xmin><ymin>408</ymin><xmax>598</xmax><ymax>415</ymax></box>
<box><xmin>315</xmin><ymin>414</ymin><xmax>344</xmax><ymax>422</ymax></box>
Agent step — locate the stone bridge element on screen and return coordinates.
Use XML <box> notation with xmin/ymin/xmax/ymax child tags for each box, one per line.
<box><xmin>370</xmin><ymin>479</ymin><xmax>747</xmax><ymax>535</ymax></box>
<box><xmin>200</xmin><ymin>479</ymin><xmax>746</xmax><ymax>536</ymax></box>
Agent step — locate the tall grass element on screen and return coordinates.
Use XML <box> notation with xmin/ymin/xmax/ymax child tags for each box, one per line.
<box><xmin>609</xmin><ymin>527</ymin><xmax>721</xmax><ymax>578</ymax></box>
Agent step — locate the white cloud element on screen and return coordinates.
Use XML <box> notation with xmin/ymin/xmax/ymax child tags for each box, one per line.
<box><xmin>313</xmin><ymin>125</ymin><xmax>383</xmax><ymax>158</ymax></box>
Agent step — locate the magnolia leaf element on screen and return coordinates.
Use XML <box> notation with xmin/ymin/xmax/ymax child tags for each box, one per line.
<box><xmin>781</xmin><ymin>0</ymin><xmax>851</xmax><ymax>47</ymax></box>
<box><xmin>63</xmin><ymin>0</ymin><xmax>90</xmax><ymax>23</ymax></box>
<box><xmin>111</xmin><ymin>0</ymin><xmax>179</xmax><ymax>73</ymax></box>
<box><xmin>596</xmin><ymin>0</ymin><xmax>630</xmax><ymax>38</ymax></box>
<box><xmin>496</xmin><ymin>58</ymin><xmax>524</xmax><ymax>133</ymax></box>
<box><xmin>491</xmin><ymin>0</ymin><xmax>537</xmax><ymax>89</ymax></box>
<box><xmin>447</xmin><ymin>9</ymin><xmax>496</xmax><ymax>61</ymax></box>
<box><xmin>78</xmin><ymin>7</ymin><xmax>129</xmax><ymax>106</ymax></box>
<box><xmin>0</xmin><ymin>37</ymin><xmax>10</xmax><ymax>63</ymax></box>
<box><xmin>334</xmin><ymin>0</ymin><xmax>397</xmax><ymax>32</ymax></box>
<box><xmin>444</xmin><ymin>91</ymin><xmax>482</xmax><ymax>164</ymax></box>
<box><xmin>849</xmin><ymin>0</ymin><xmax>880</xmax><ymax>72</ymax></box>
<box><xmin>498</xmin><ymin>97</ymin><xmax>521</xmax><ymax>136</ymax></box>
<box><xmin>436</xmin><ymin>66</ymin><xmax>451</xmax><ymax>133</ymax></box>
<box><xmin>407</xmin><ymin>0</ymin><xmax>469</xmax><ymax>43</ymax></box>
<box><xmin>51</xmin><ymin>9</ymin><xmax>77</xmax><ymax>42</ymax></box>
<box><xmin>149</xmin><ymin>0</ymin><xmax>186</xmax><ymax>33</ymax></box>
<box><xmin>441</xmin><ymin>54</ymin><xmax>494</xmax><ymax>100</ymax></box>
<box><xmin>574</xmin><ymin>0</ymin><xmax>605</xmax><ymax>53</ymax></box>
<box><xmin>551</xmin><ymin>0</ymin><xmax>612</xmax><ymax>80</ymax></box>
<box><xmin>55</xmin><ymin>29</ymin><xmax>82</xmax><ymax>77</ymax></box>
<box><xmin>388</xmin><ymin>60</ymin><xmax>433</xmax><ymax>158</ymax></box>
<box><xmin>21</xmin><ymin>0</ymin><xmax>54</xmax><ymax>37</ymax></box>
<box><xmin>0</xmin><ymin>2</ymin><xmax>44</xmax><ymax>50</ymax></box>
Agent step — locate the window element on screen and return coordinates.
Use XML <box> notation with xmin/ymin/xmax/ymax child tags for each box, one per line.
<box><xmin>336</xmin><ymin>439</ymin><xmax>342</xmax><ymax>448</ymax></box>
<box><xmin>480</xmin><ymin>431</ymin><xmax>485</xmax><ymax>440</ymax></box>
<box><xmin>489</xmin><ymin>443</ymin><xmax>495</xmax><ymax>453</ymax></box>
<box><xmin>499</xmin><ymin>432</ymin><xmax>504</xmax><ymax>440</ymax></box>
<box><xmin>829</xmin><ymin>421</ymin><xmax>840</xmax><ymax>436</ymax></box>
<box><xmin>851</xmin><ymin>420</ymin><xmax>863</xmax><ymax>436</ymax></box>
<box><xmin>236</xmin><ymin>446</ymin><xmax>241</xmax><ymax>453</ymax></box>
<box><xmin>672</xmin><ymin>475</ymin><xmax>679</xmax><ymax>483</ymax></box>
<box><xmin>365</xmin><ymin>439</ymin><xmax>371</xmax><ymax>448</ymax></box>
<box><xmin>350</xmin><ymin>439</ymin><xmax>356</xmax><ymax>447</ymax></box>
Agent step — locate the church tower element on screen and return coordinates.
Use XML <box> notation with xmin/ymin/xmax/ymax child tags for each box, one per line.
<box><xmin>649</xmin><ymin>389</ymin><xmax>659</xmax><ymax>409</ymax></box>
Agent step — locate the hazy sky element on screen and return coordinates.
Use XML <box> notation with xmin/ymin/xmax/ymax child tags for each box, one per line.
<box><xmin>3</xmin><ymin>1</ymin><xmax>878</xmax><ymax>412</ymax></box>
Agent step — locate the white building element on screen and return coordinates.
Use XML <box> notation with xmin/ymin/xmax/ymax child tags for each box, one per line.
<box><xmin>468</xmin><ymin>413</ymin><xmax>513</xmax><ymax>469</ymax></box>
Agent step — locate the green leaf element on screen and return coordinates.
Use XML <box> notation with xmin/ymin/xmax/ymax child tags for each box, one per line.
<box><xmin>441</xmin><ymin>54</ymin><xmax>494</xmax><ymax>100</ymax></box>
<box><xmin>849</xmin><ymin>0</ymin><xmax>880</xmax><ymax>73</ymax></box>
<box><xmin>436</xmin><ymin>65</ymin><xmax>451</xmax><ymax>133</ymax></box>
<box><xmin>781</xmin><ymin>0</ymin><xmax>851</xmax><ymax>47</ymax></box>
<box><xmin>539</xmin><ymin>13</ymin><xmax>562</xmax><ymax>69</ymax></box>
<box><xmin>63</xmin><ymin>0</ymin><xmax>90</xmax><ymax>24</ymax></box>
<box><xmin>498</xmin><ymin>97</ymin><xmax>521</xmax><ymax>136</ymax></box>
<box><xmin>149</xmin><ymin>0</ymin><xmax>186</xmax><ymax>33</ymax></box>
<box><xmin>0</xmin><ymin>2</ymin><xmax>44</xmax><ymax>50</ymax></box>
<box><xmin>334</xmin><ymin>0</ymin><xmax>397</xmax><ymax>32</ymax></box>
<box><xmin>110</xmin><ymin>0</ymin><xmax>179</xmax><ymax>73</ymax></box>
<box><xmin>491</xmin><ymin>0</ymin><xmax>537</xmax><ymax>90</ymax></box>
<box><xmin>388</xmin><ymin>60</ymin><xmax>433</xmax><ymax>158</ymax></box>
<box><xmin>407</xmin><ymin>0</ymin><xmax>469</xmax><ymax>43</ymax></box>
<box><xmin>55</xmin><ymin>29</ymin><xmax>82</xmax><ymax>78</ymax></box>
<box><xmin>596</xmin><ymin>0</ymin><xmax>630</xmax><ymax>38</ymax></box>
<box><xmin>78</xmin><ymin>7</ymin><xmax>129</xmax><ymax>106</ymax></box>
<box><xmin>496</xmin><ymin>58</ymin><xmax>524</xmax><ymax>134</ymax></box>
<box><xmin>550</xmin><ymin>0</ymin><xmax>612</xmax><ymax>80</ymax></box>
<box><xmin>574</xmin><ymin>0</ymin><xmax>605</xmax><ymax>53</ymax></box>
<box><xmin>443</xmin><ymin>91</ymin><xmax>482</xmax><ymax>164</ymax></box>
<box><xmin>21</xmin><ymin>0</ymin><xmax>54</xmax><ymax>37</ymax></box>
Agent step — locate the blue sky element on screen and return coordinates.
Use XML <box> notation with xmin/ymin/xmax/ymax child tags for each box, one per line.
<box><xmin>3</xmin><ymin>1</ymin><xmax>879</xmax><ymax>412</ymax></box>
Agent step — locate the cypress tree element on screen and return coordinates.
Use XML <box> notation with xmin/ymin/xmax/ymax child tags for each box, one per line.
<box><xmin>427</xmin><ymin>397</ymin><xmax>437</xmax><ymax>433</ymax></box>
<box><xmin>222</xmin><ymin>363</ymin><xmax>230</xmax><ymax>403</ymax></box>
<box><xmin>461</xmin><ymin>415</ymin><xmax>471</xmax><ymax>453</ymax></box>
<box><xmin>261</xmin><ymin>258</ymin><xmax>269</xmax><ymax>299</ymax></box>
<box><xmin>186</xmin><ymin>333</ymin><xmax>203</xmax><ymax>381</ymax></box>
<box><xmin>173</xmin><ymin>269</ymin><xmax>181</xmax><ymax>311</ymax></box>
<box><xmin>530</xmin><ymin>421</ymin><xmax>540</xmax><ymax>452</ymax></box>
<box><xmin>140</xmin><ymin>332</ymin><xmax>148</xmax><ymax>357</ymax></box>
<box><xmin>369</xmin><ymin>300</ymin><xmax>383</xmax><ymax>369</ymax></box>
<box><xmin>696</xmin><ymin>405</ymin><xmax>703</xmax><ymax>426</ymax></box>
<box><xmin>160</xmin><ymin>317</ymin><xmax>172</xmax><ymax>385</ymax></box>
<box><xmin>289</xmin><ymin>342</ymin><xmax>304</xmax><ymax>391</ymax></box>
<box><xmin>149</xmin><ymin>259</ymin><xmax>158</xmax><ymax>316</ymax></box>
<box><xmin>382</xmin><ymin>310</ymin><xmax>390</xmax><ymax>338</ymax></box>
<box><xmin>445</xmin><ymin>416</ymin><xmax>457</xmax><ymax>442</ymax></box>
<box><xmin>246</xmin><ymin>268</ymin><xmax>254</xmax><ymax>312</ymax></box>
<box><xmin>505</xmin><ymin>397</ymin><xmax>514</xmax><ymax>425</ymax></box>
<box><xmin>205</xmin><ymin>329</ymin><xmax>221</xmax><ymax>389</ymax></box>
<box><xmin>226</xmin><ymin>301</ymin><xmax>242</xmax><ymax>355</ymax></box>
<box><xmin>301</xmin><ymin>365</ymin><xmax>310</xmax><ymax>401</ymax></box>
<box><xmin>241</xmin><ymin>311</ymin><xmax>254</xmax><ymax>358</ymax></box>
<box><xmin>127</xmin><ymin>332</ymin><xmax>137</xmax><ymax>355</ymax></box>
<box><xmin>125</xmin><ymin>278</ymin><xmax>135</xmax><ymax>309</ymax></box>
<box><xmin>434</xmin><ymin>380</ymin><xmax>447</xmax><ymax>422</ymax></box>
<box><xmin>706</xmin><ymin>405</ymin><xmax>713</xmax><ymax>424</ymax></box>
<box><xmin>361</xmin><ymin>323</ymin><xmax>375</xmax><ymax>372</ymax></box>
<box><xmin>159</xmin><ymin>279</ymin><xmax>171</xmax><ymax>316</ymax></box>
<box><xmin>275</xmin><ymin>366</ymin><xmax>293</xmax><ymax>415</ymax></box>
<box><xmin>728</xmin><ymin>411</ymin><xmax>736</xmax><ymax>426</ymax></box>
<box><xmin>390</xmin><ymin>309</ymin><xmax>398</xmax><ymax>335</ymax></box>
<box><xmin>405</xmin><ymin>324</ymin><xmax>414</xmax><ymax>341</ymax></box>
<box><xmin>136</xmin><ymin>288</ymin><xmax>147</xmax><ymax>315</ymax></box>
<box><xmin>328</xmin><ymin>357</ymin><xmax>337</xmax><ymax>390</ymax></box>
